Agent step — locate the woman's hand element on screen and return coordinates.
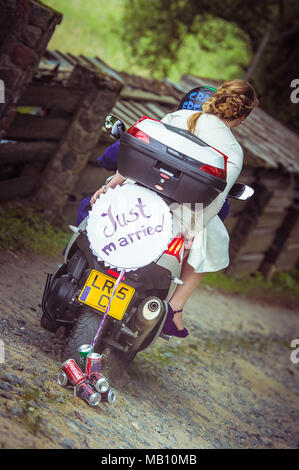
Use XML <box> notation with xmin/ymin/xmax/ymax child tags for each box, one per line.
<box><xmin>90</xmin><ymin>172</ymin><xmax>126</xmax><ymax>206</ymax></box>
<box><xmin>90</xmin><ymin>187</ymin><xmax>105</xmax><ymax>206</ymax></box>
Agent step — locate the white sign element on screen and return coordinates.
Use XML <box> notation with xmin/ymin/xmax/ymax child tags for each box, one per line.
<box><xmin>87</xmin><ymin>184</ymin><xmax>172</xmax><ymax>271</ymax></box>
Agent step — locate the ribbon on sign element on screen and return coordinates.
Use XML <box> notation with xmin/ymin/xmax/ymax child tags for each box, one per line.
<box><xmin>87</xmin><ymin>183</ymin><xmax>173</xmax><ymax>348</ymax></box>
<box><xmin>90</xmin><ymin>268</ymin><xmax>126</xmax><ymax>348</ymax></box>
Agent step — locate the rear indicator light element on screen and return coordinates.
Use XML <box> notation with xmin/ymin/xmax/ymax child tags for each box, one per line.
<box><xmin>200</xmin><ymin>164</ymin><xmax>226</xmax><ymax>180</ymax></box>
<box><xmin>202</xmin><ymin>147</ymin><xmax>228</xmax><ymax>181</ymax></box>
<box><xmin>126</xmin><ymin>126</ymin><xmax>150</xmax><ymax>144</ymax></box>
<box><xmin>126</xmin><ymin>116</ymin><xmax>158</xmax><ymax>144</ymax></box>
<box><xmin>165</xmin><ymin>237</ymin><xmax>184</xmax><ymax>261</ymax></box>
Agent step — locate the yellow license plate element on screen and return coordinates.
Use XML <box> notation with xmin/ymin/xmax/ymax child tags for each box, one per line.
<box><xmin>78</xmin><ymin>269</ymin><xmax>135</xmax><ymax>321</ymax></box>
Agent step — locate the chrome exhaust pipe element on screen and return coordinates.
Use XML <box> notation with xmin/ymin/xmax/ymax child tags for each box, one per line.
<box><xmin>135</xmin><ymin>297</ymin><xmax>163</xmax><ymax>330</ymax></box>
<box><xmin>126</xmin><ymin>297</ymin><xmax>164</xmax><ymax>350</ymax></box>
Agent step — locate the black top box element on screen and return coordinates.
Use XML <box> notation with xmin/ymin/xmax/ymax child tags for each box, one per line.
<box><xmin>117</xmin><ymin>118</ymin><xmax>227</xmax><ymax>205</ymax></box>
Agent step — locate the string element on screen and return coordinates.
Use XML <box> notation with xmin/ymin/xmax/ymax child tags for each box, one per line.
<box><xmin>90</xmin><ymin>269</ymin><xmax>126</xmax><ymax>348</ymax></box>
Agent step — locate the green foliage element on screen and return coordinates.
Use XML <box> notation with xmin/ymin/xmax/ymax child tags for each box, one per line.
<box><xmin>122</xmin><ymin>1</ymin><xmax>251</xmax><ymax>80</ymax></box>
<box><xmin>43</xmin><ymin>0</ymin><xmax>251</xmax><ymax>81</ymax></box>
<box><xmin>43</xmin><ymin>0</ymin><xmax>149</xmax><ymax>76</ymax></box>
<box><xmin>42</xmin><ymin>0</ymin><xmax>299</xmax><ymax>131</ymax></box>
<box><xmin>166</xmin><ymin>17</ymin><xmax>251</xmax><ymax>83</ymax></box>
<box><xmin>0</xmin><ymin>201</ymin><xmax>69</xmax><ymax>255</ymax></box>
<box><xmin>122</xmin><ymin>0</ymin><xmax>299</xmax><ymax>132</ymax></box>
<box><xmin>201</xmin><ymin>270</ymin><xmax>299</xmax><ymax>298</ymax></box>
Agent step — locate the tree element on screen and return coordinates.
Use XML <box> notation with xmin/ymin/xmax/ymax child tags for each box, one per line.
<box><xmin>122</xmin><ymin>0</ymin><xmax>299</xmax><ymax>132</ymax></box>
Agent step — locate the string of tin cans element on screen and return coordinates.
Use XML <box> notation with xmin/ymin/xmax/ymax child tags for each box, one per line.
<box><xmin>57</xmin><ymin>344</ymin><xmax>116</xmax><ymax>407</ymax></box>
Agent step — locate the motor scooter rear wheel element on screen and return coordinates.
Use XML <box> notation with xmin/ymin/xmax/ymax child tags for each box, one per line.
<box><xmin>61</xmin><ymin>309</ymin><xmax>108</xmax><ymax>365</ymax></box>
<box><xmin>60</xmin><ymin>309</ymin><xmax>136</xmax><ymax>378</ymax></box>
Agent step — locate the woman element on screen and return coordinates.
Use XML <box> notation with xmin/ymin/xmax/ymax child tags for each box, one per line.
<box><xmin>90</xmin><ymin>80</ymin><xmax>259</xmax><ymax>338</ymax></box>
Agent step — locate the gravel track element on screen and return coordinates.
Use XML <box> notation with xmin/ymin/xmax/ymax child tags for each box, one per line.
<box><xmin>0</xmin><ymin>251</ymin><xmax>298</xmax><ymax>449</ymax></box>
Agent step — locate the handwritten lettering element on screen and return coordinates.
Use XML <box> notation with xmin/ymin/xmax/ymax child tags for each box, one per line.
<box><xmin>102</xmin><ymin>197</ymin><xmax>152</xmax><ymax>238</ymax></box>
<box><xmin>102</xmin><ymin>215</ymin><xmax>165</xmax><ymax>256</ymax></box>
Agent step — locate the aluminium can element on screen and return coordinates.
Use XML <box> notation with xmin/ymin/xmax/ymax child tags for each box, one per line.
<box><xmin>88</xmin><ymin>371</ymin><xmax>110</xmax><ymax>393</ymax></box>
<box><xmin>85</xmin><ymin>352</ymin><xmax>103</xmax><ymax>376</ymax></box>
<box><xmin>78</xmin><ymin>344</ymin><xmax>93</xmax><ymax>370</ymax></box>
<box><xmin>75</xmin><ymin>381</ymin><xmax>101</xmax><ymax>407</ymax></box>
<box><xmin>61</xmin><ymin>358</ymin><xmax>86</xmax><ymax>387</ymax></box>
<box><xmin>56</xmin><ymin>370</ymin><xmax>70</xmax><ymax>387</ymax></box>
<box><xmin>100</xmin><ymin>388</ymin><xmax>117</xmax><ymax>404</ymax></box>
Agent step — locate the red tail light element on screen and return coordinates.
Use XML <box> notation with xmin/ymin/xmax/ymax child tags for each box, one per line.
<box><xmin>165</xmin><ymin>237</ymin><xmax>184</xmax><ymax>261</ymax></box>
<box><xmin>200</xmin><ymin>147</ymin><xmax>228</xmax><ymax>180</ymax></box>
<box><xmin>126</xmin><ymin>126</ymin><xmax>150</xmax><ymax>144</ymax></box>
<box><xmin>200</xmin><ymin>164</ymin><xmax>226</xmax><ymax>180</ymax></box>
<box><xmin>126</xmin><ymin>116</ymin><xmax>158</xmax><ymax>144</ymax></box>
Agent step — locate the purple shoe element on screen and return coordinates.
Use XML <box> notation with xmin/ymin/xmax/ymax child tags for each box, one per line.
<box><xmin>162</xmin><ymin>304</ymin><xmax>189</xmax><ymax>338</ymax></box>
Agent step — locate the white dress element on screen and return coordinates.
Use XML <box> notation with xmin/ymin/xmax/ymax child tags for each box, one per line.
<box><xmin>161</xmin><ymin>110</ymin><xmax>244</xmax><ymax>273</ymax></box>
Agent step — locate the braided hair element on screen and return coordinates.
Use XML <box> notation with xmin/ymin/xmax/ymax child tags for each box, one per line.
<box><xmin>187</xmin><ymin>80</ymin><xmax>259</xmax><ymax>134</ymax></box>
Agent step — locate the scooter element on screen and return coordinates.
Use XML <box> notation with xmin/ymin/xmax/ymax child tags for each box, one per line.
<box><xmin>41</xmin><ymin>114</ymin><xmax>254</xmax><ymax>373</ymax></box>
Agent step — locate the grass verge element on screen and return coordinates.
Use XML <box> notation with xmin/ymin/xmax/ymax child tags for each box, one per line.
<box><xmin>201</xmin><ymin>270</ymin><xmax>299</xmax><ymax>308</ymax></box>
<box><xmin>0</xmin><ymin>201</ymin><xmax>69</xmax><ymax>256</ymax></box>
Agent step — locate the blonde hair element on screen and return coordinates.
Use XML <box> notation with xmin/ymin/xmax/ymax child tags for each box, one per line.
<box><xmin>187</xmin><ymin>80</ymin><xmax>259</xmax><ymax>134</ymax></box>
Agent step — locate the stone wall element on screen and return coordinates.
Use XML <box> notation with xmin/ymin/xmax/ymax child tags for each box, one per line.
<box><xmin>35</xmin><ymin>64</ymin><xmax>123</xmax><ymax>223</ymax></box>
<box><xmin>0</xmin><ymin>0</ymin><xmax>62</xmax><ymax>138</ymax></box>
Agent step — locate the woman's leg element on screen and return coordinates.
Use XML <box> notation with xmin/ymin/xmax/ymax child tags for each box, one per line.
<box><xmin>168</xmin><ymin>258</ymin><xmax>205</xmax><ymax>331</ymax></box>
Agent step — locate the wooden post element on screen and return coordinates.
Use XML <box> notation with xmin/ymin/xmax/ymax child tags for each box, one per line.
<box><xmin>0</xmin><ymin>0</ymin><xmax>62</xmax><ymax>138</ymax></box>
<box><xmin>226</xmin><ymin>181</ymin><xmax>273</xmax><ymax>274</ymax></box>
<box><xmin>35</xmin><ymin>64</ymin><xmax>123</xmax><ymax>223</ymax></box>
<box><xmin>259</xmin><ymin>193</ymin><xmax>299</xmax><ymax>279</ymax></box>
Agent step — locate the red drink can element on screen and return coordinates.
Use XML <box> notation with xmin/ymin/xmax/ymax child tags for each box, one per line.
<box><xmin>61</xmin><ymin>359</ymin><xmax>86</xmax><ymax>387</ymax></box>
<box><xmin>100</xmin><ymin>388</ymin><xmax>117</xmax><ymax>404</ymax></box>
<box><xmin>75</xmin><ymin>381</ymin><xmax>101</xmax><ymax>407</ymax></box>
<box><xmin>57</xmin><ymin>371</ymin><xmax>70</xmax><ymax>387</ymax></box>
<box><xmin>88</xmin><ymin>371</ymin><xmax>110</xmax><ymax>393</ymax></box>
<box><xmin>85</xmin><ymin>352</ymin><xmax>103</xmax><ymax>376</ymax></box>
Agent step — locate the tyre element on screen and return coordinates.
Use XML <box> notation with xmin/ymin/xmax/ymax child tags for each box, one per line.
<box><xmin>40</xmin><ymin>312</ymin><xmax>60</xmax><ymax>333</ymax></box>
<box><xmin>61</xmin><ymin>309</ymin><xmax>137</xmax><ymax>379</ymax></box>
<box><xmin>61</xmin><ymin>309</ymin><xmax>108</xmax><ymax>364</ymax></box>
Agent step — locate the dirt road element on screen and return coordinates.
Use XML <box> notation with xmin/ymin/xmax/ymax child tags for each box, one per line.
<box><xmin>0</xmin><ymin>251</ymin><xmax>298</xmax><ymax>449</ymax></box>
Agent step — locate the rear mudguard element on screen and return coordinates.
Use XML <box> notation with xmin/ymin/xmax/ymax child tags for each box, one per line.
<box><xmin>64</xmin><ymin>217</ymin><xmax>88</xmax><ymax>263</ymax></box>
<box><xmin>41</xmin><ymin>263</ymin><xmax>68</xmax><ymax>322</ymax></box>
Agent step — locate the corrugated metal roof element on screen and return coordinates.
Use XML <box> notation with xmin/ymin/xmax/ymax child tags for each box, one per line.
<box><xmin>41</xmin><ymin>51</ymin><xmax>299</xmax><ymax>174</ymax></box>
